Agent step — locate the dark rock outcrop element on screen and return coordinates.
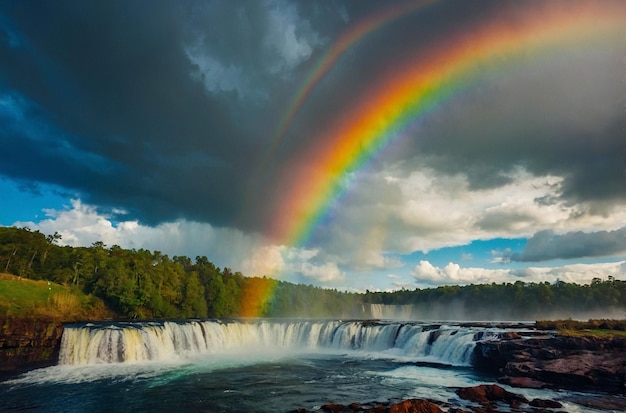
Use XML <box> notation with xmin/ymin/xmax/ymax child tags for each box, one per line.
<box><xmin>0</xmin><ymin>317</ymin><xmax>64</xmax><ymax>376</ymax></box>
<box><xmin>306</xmin><ymin>399</ymin><xmax>445</xmax><ymax>413</ymax></box>
<box><xmin>456</xmin><ymin>384</ymin><xmax>528</xmax><ymax>408</ymax></box>
<box><xmin>528</xmin><ymin>398</ymin><xmax>563</xmax><ymax>408</ymax></box>
<box><xmin>388</xmin><ymin>399</ymin><xmax>443</xmax><ymax>413</ymax></box>
<box><xmin>303</xmin><ymin>386</ymin><xmax>565</xmax><ymax>413</ymax></box>
<box><xmin>473</xmin><ymin>334</ymin><xmax>626</xmax><ymax>392</ymax></box>
<box><xmin>497</xmin><ymin>376</ymin><xmax>547</xmax><ymax>389</ymax></box>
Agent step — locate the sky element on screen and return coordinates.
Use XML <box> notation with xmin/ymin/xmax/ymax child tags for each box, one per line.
<box><xmin>1</xmin><ymin>0</ymin><xmax>625</xmax><ymax>292</ymax></box>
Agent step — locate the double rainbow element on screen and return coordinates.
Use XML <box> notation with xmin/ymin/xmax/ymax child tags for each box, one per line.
<box><xmin>263</xmin><ymin>0</ymin><xmax>438</xmax><ymax>163</ymax></box>
<box><xmin>268</xmin><ymin>1</ymin><xmax>626</xmax><ymax>248</ymax></box>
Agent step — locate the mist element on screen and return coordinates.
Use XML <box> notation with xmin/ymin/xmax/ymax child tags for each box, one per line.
<box><xmin>360</xmin><ymin>303</ymin><xmax>626</xmax><ymax>322</ymax></box>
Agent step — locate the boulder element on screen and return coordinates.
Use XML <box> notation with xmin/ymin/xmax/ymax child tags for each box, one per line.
<box><xmin>497</xmin><ymin>376</ymin><xmax>547</xmax><ymax>389</ymax></box>
<box><xmin>388</xmin><ymin>399</ymin><xmax>443</xmax><ymax>413</ymax></box>
<box><xmin>473</xmin><ymin>334</ymin><xmax>626</xmax><ymax>392</ymax></box>
<box><xmin>306</xmin><ymin>399</ymin><xmax>443</xmax><ymax>413</ymax></box>
<box><xmin>321</xmin><ymin>403</ymin><xmax>347</xmax><ymax>413</ymax></box>
<box><xmin>540</xmin><ymin>351</ymin><xmax>626</xmax><ymax>389</ymax></box>
<box><xmin>528</xmin><ymin>398</ymin><xmax>563</xmax><ymax>408</ymax></box>
<box><xmin>566</xmin><ymin>394</ymin><xmax>626</xmax><ymax>411</ymax></box>
<box><xmin>455</xmin><ymin>384</ymin><xmax>528</xmax><ymax>407</ymax></box>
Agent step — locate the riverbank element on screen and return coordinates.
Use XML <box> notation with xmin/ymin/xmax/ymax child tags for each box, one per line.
<box><xmin>0</xmin><ymin>317</ymin><xmax>63</xmax><ymax>377</ymax></box>
<box><xmin>2</xmin><ymin>318</ymin><xmax>626</xmax><ymax>412</ymax></box>
<box><xmin>473</xmin><ymin>331</ymin><xmax>626</xmax><ymax>393</ymax></box>
<box><xmin>2</xmin><ymin>318</ymin><xmax>625</xmax><ymax>392</ymax></box>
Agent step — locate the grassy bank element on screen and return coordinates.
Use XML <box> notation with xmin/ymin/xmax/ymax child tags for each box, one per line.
<box><xmin>536</xmin><ymin>318</ymin><xmax>626</xmax><ymax>338</ymax></box>
<box><xmin>0</xmin><ymin>273</ymin><xmax>114</xmax><ymax>321</ymax></box>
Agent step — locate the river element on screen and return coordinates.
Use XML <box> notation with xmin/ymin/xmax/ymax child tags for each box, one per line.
<box><xmin>0</xmin><ymin>319</ymin><xmax>620</xmax><ymax>412</ymax></box>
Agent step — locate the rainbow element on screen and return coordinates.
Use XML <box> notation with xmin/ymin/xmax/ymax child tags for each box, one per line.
<box><xmin>262</xmin><ymin>0</ymin><xmax>439</xmax><ymax>164</ymax></box>
<box><xmin>268</xmin><ymin>1</ymin><xmax>626</xmax><ymax>247</ymax></box>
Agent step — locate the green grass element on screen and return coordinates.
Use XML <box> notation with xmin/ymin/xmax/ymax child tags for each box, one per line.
<box><xmin>558</xmin><ymin>328</ymin><xmax>626</xmax><ymax>338</ymax></box>
<box><xmin>536</xmin><ymin>318</ymin><xmax>626</xmax><ymax>339</ymax></box>
<box><xmin>0</xmin><ymin>273</ymin><xmax>114</xmax><ymax>321</ymax></box>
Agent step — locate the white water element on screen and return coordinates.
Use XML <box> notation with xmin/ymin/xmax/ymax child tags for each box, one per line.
<box><xmin>5</xmin><ymin>320</ymin><xmax>619</xmax><ymax>413</ymax></box>
<box><xmin>59</xmin><ymin>320</ymin><xmax>480</xmax><ymax>366</ymax></box>
<box><xmin>369</xmin><ymin>304</ymin><xmax>416</xmax><ymax>320</ymax></box>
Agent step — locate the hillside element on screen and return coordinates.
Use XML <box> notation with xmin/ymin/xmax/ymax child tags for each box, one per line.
<box><xmin>0</xmin><ymin>273</ymin><xmax>114</xmax><ymax>321</ymax></box>
<box><xmin>1</xmin><ymin>227</ymin><xmax>625</xmax><ymax>320</ymax></box>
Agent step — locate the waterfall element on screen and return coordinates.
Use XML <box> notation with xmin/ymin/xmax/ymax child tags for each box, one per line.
<box><xmin>59</xmin><ymin>320</ymin><xmax>481</xmax><ymax>367</ymax></box>
<box><xmin>369</xmin><ymin>304</ymin><xmax>416</xmax><ymax>320</ymax></box>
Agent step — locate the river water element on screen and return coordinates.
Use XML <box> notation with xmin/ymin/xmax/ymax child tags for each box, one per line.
<box><xmin>0</xmin><ymin>319</ymin><xmax>620</xmax><ymax>412</ymax></box>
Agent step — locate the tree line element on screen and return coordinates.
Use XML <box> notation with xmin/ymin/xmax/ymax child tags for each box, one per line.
<box><xmin>1</xmin><ymin>227</ymin><xmax>624</xmax><ymax>320</ymax></box>
<box><xmin>0</xmin><ymin>227</ymin><xmax>360</xmax><ymax>319</ymax></box>
<box><xmin>362</xmin><ymin>275</ymin><xmax>626</xmax><ymax>320</ymax></box>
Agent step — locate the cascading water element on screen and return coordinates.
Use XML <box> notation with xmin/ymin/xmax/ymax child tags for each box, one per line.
<box><xmin>368</xmin><ymin>304</ymin><xmax>416</xmax><ymax>320</ymax></box>
<box><xmin>5</xmin><ymin>320</ymin><xmax>604</xmax><ymax>413</ymax></box>
<box><xmin>59</xmin><ymin>320</ymin><xmax>481</xmax><ymax>366</ymax></box>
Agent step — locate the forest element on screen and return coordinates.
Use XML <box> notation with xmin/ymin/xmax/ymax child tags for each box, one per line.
<box><xmin>1</xmin><ymin>227</ymin><xmax>624</xmax><ymax>320</ymax></box>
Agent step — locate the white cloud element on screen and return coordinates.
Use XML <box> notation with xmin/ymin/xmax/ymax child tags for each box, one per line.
<box><xmin>263</xmin><ymin>1</ymin><xmax>322</xmax><ymax>74</ymax></box>
<box><xmin>315</xmin><ymin>165</ymin><xmax>626</xmax><ymax>272</ymax></box>
<box><xmin>184</xmin><ymin>1</ymin><xmax>323</xmax><ymax>99</ymax></box>
<box><xmin>298</xmin><ymin>261</ymin><xmax>345</xmax><ymax>283</ymax></box>
<box><xmin>13</xmin><ymin>199</ymin><xmax>345</xmax><ymax>284</ymax></box>
<box><xmin>14</xmin><ymin>199</ymin><xmax>265</xmax><ymax>271</ymax></box>
<box><xmin>185</xmin><ymin>48</ymin><xmax>249</xmax><ymax>97</ymax></box>
<box><xmin>411</xmin><ymin>260</ymin><xmax>625</xmax><ymax>287</ymax></box>
<box><xmin>17</xmin><ymin>197</ymin><xmax>621</xmax><ymax>291</ymax></box>
<box><xmin>241</xmin><ymin>244</ymin><xmax>286</xmax><ymax>276</ymax></box>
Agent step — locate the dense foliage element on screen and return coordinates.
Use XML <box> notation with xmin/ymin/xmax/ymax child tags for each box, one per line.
<box><xmin>1</xmin><ymin>227</ymin><xmax>624</xmax><ymax>320</ymax></box>
<box><xmin>0</xmin><ymin>227</ymin><xmax>360</xmax><ymax>319</ymax></box>
<box><xmin>363</xmin><ymin>277</ymin><xmax>626</xmax><ymax>320</ymax></box>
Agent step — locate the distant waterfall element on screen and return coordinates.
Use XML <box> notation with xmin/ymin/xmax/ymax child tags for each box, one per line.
<box><xmin>59</xmin><ymin>320</ymin><xmax>481</xmax><ymax>367</ymax></box>
<box><xmin>368</xmin><ymin>304</ymin><xmax>416</xmax><ymax>320</ymax></box>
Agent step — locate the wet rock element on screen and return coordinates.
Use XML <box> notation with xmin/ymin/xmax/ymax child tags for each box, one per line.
<box><xmin>528</xmin><ymin>398</ymin><xmax>562</xmax><ymax>408</ymax></box>
<box><xmin>427</xmin><ymin>330</ymin><xmax>441</xmax><ymax>346</ymax></box>
<box><xmin>307</xmin><ymin>399</ymin><xmax>447</xmax><ymax>413</ymax></box>
<box><xmin>0</xmin><ymin>317</ymin><xmax>64</xmax><ymax>375</ymax></box>
<box><xmin>566</xmin><ymin>394</ymin><xmax>626</xmax><ymax>411</ymax></box>
<box><xmin>541</xmin><ymin>351</ymin><xmax>626</xmax><ymax>389</ymax></box>
<box><xmin>367</xmin><ymin>405</ymin><xmax>388</xmax><ymax>413</ymax></box>
<box><xmin>309</xmin><ymin>391</ymin><xmax>571</xmax><ymax>413</ymax></box>
<box><xmin>319</xmin><ymin>402</ymin><xmax>371</xmax><ymax>412</ymax></box>
<box><xmin>498</xmin><ymin>332</ymin><xmax>522</xmax><ymax>340</ymax></box>
<box><xmin>456</xmin><ymin>384</ymin><xmax>528</xmax><ymax>407</ymax></box>
<box><xmin>473</xmin><ymin>334</ymin><xmax>626</xmax><ymax>393</ymax></box>
<box><xmin>321</xmin><ymin>403</ymin><xmax>347</xmax><ymax>413</ymax></box>
<box><xmin>497</xmin><ymin>376</ymin><xmax>547</xmax><ymax>389</ymax></box>
<box><xmin>388</xmin><ymin>399</ymin><xmax>443</xmax><ymax>413</ymax></box>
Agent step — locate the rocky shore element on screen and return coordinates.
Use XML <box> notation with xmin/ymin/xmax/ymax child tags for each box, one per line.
<box><xmin>473</xmin><ymin>331</ymin><xmax>626</xmax><ymax>393</ymax></box>
<box><xmin>298</xmin><ymin>383</ymin><xmax>626</xmax><ymax>413</ymax></box>
<box><xmin>297</xmin><ymin>384</ymin><xmax>568</xmax><ymax>413</ymax></box>
<box><xmin>298</xmin><ymin>328</ymin><xmax>626</xmax><ymax>413</ymax></box>
<box><xmin>2</xmin><ymin>319</ymin><xmax>626</xmax><ymax>412</ymax></box>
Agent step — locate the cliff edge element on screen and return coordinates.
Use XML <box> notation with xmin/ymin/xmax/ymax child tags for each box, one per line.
<box><xmin>474</xmin><ymin>333</ymin><xmax>626</xmax><ymax>393</ymax></box>
<box><xmin>0</xmin><ymin>317</ymin><xmax>64</xmax><ymax>376</ymax></box>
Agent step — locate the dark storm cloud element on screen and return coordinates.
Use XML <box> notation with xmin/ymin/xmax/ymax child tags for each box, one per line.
<box><xmin>0</xmin><ymin>0</ymin><xmax>624</xmax><ymax>236</ymax></box>
<box><xmin>409</xmin><ymin>36</ymin><xmax>626</xmax><ymax>210</ymax></box>
<box><xmin>0</xmin><ymin>0</ymin><xmax>348</xmax><ymax>228</ymax></box>
<box><xmin>511</xmin><ymin>228</ymin><xmax>626</xmax><ymax>262</ymax></box>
